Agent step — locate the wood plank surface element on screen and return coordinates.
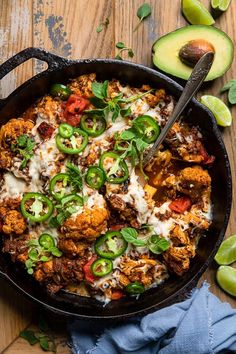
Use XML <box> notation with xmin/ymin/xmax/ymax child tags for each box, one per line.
<box><xmin>0</xmin><ymin>0</ymin><xmax>236</xmax><ymax>352</ymax></box>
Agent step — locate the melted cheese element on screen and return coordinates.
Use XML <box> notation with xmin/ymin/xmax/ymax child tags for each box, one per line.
<box><xmin>0</xmin><ymin>172</ymin><xmax>27</xmax><ymax>200</ymax></box>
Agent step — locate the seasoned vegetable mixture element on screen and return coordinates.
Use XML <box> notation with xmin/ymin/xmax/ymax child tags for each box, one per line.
<box><xmin>0</xmin><ymin>74</ymin><xmax>214</xmax><ymax>302</ymax></box>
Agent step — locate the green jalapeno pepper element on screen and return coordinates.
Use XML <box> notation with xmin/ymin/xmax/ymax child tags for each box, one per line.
<box><xmin>133</xmin><ymin>115</ymin><xmax>160</xmax><ymax>144</ymax></box>
<box><xmin>99</xmin><ymin>152</ymin><xmax>129</xmax><ymax>184</ymax></box>
<box><xmin>61</xmin><ymin>194</ymin><xmax>84</xmax><ymax>212</ymax></box>
<box><xmin>94</xmin><ymin>231</ymin><xmax>128</xmax><ymax>259</ymax></box>
<box><xmin>58</xmin><ymin>123</ymin><xmax>74</xmax><ymax>138</ymax></box>
<box><xmin>49</xmin><ymin>173</ymin><xmax>72</xmax><ymax>201</ymax></box>
<box><xmin>20</xmin><ymin>193</ymin><xmax>54</xmax><ymax>222</ymax></box>
<box><xmin>80</xmin><ymin>115</ymin><xmax>106</xmax><ymax>137</ymax></box>
<box><xmin>91</xmin><ymin>258</ymin><xmax>113</xmax><ymax>277</ymax></box>
<box><xmin>56</xmin><ymin>128</ymin><xmax>88</xmax><ymax>154</ymax></box>
<box><xmin>50</xmin><ymin>84</ymin><xmax>72</xmax><ymax>100</ymax></box>
<box><xmin>39</xmin><ymin>233</ymin><xmax>55</xmax><ymax>249</ymax></box>
<box><xmin>85</xmin><ymin>166</ymin><xmax>105</xmax><ymax>189</ymax></box>
<box><xmin>125</xmin><ymin>281</ymin><xmax>145</xmax><ymax>294</ymax></box>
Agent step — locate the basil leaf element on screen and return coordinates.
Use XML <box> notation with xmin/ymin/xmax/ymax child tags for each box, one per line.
<box><xmin>27</xmin><ymin>268</ymin><xmax>34</xmax><ymax>275</ymax></box>
<box><xmin>40</xmin><ymin>256</ymin><xmax>50</xmax><ymax>262</ymax></box>
<box><xmin>28</xmin><ymin>248</ymin><xmax>39</xmax><ymax>261</ymax></box>
<box><xmin>89</xmin><ymin>96</ymin><xmax>107</xmax><ymax>108</ymax></box>
<box><xmin>50</xmin><ymin>247</ymin><xmax>63</xmax><ymax>257</ymax></box>
<box><xmin>25</xmin><ymin>259</ymin><xmax>34</xmax><ymax>268</ymax></box>
<box><xmin>136</xmin><ymin>138</ymin><xmax>149</xmax><ymax>152</ymax></box>
<box><xmin>92</xmin><ymin>81</ymin><xmax>106</xmax><ymax>99</ymax></box>
<box><xmin>229</xmin><ymin>85</ymin><xmax>236</xmax><ymax>104</ymax></box>
<box><xmin>137</xmin><ymin>3</ymin><xmax>152</xmax><ymax>21</ymax></box>
<box><xmin>120</xmin><ymin>227</ymin><xmax>147</xmax><ymax>247</ymax></box>
<box><xmin>148</xmin><ymin>235</ymin><xmax>170</xmax><ymax>255</ymax></box>
<box><xmin>39</xmin><ymin>336</ymin><xmax>50</xmax><ymax>351</ymax></box>
<box><xmin>121</xmin><ymin>129</ymin><xmax>137</xmax><ymax>141</ymax></box>
<box><xmin>96</xmin><ymin>24</ymin><xmax>103</xmax><ymax>33</ymax></box>
<box><xmin>220</xmin><ymin>80</ymin><xmax>236</xmax><ymax>93</ymax></box>
<box><xmin>115</xmin><ymin>54</ymin><xmax>123</xmax><ymax>60</ymax></box>
<box><xmin>20</xmin><ymin>330</ymin><xmax>39</xmax><ymax>345</ymax></box>
<box><xmin>116</xmin><ymin>42</ymin><xmax>125</xmax><ymax>49</ymax></box>
<box><xmin>128</xmin><ymin>49</ymin><xmax>134</xmax><ymax>58</ymax></box>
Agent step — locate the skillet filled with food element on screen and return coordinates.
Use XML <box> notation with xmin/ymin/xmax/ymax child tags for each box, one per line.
<box><xmin>0</xmin><ymin>48</ymin><xmax>231</xmax><ymax>318</ymax></box>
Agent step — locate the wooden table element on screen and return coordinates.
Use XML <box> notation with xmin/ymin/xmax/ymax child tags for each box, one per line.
<box><xmin>0</xmin><ymin>0</ymin><xmax>235</xmax><ymax>352</ymax></box>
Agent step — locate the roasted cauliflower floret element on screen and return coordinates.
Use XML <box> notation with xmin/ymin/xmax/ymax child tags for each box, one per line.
<box><xmin>68</xmin><ymin>73</ymin><xmax>96</xmax><ymax>97</ymax></box>
<box><xmin>0</xmin><ymin>118</ymin><xmax>34</xmax><ymax>148</ymax></box>
<box><xmin>61</xmin><ymin>206</ymin><xmax>109</xmax><ymax>241</ymax></box>
<box><xmin>0</xmin><ymin>198</ymin><xmax>26</xmax><ymax>235</ymax></box>
<box><xmin>163</xmin><ymin>244</ymin><xmax>195</xmax><ymax>276</ymax></box>
<box><xmin>36</xmin><ymin>95</ymin><xmax>62</xmax><ymax>124</ymax></box>
<box><xmin>58</xmin><ymin>238</ymin><xmax>90</xmax><ymax>257</ymax></box>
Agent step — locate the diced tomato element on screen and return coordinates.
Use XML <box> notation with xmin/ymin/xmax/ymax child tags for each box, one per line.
<box><xmin>66</xmin><ymin>94</ymin><xmax>90</xmax><ymax>114</ymax></box>
<box><xmin>37</xmin><ymin>122</ymin><xmax>54</xmax><ymax>139</ymax></box>
<box><xmin>83</xmin><ymin>255</ymin><xmax>97</xmax><ymax>283</ymax></box>
<box><xmin>110</xmin><ymin>224</ymin><xmax>127</xmax><ymax>231</ymax></box>
<box><xmin>63</xmin><ymin>111</ymin><xmax>82</xmax><ymax>127</ymax></box>
<box><xmin>111</xmin><ymin>290</ymin><xmax>124</xmax><ymax>300</ymax></box>
<box><xmin>199</xmin><ymin>145</ymin><xmax>215</xmax><ymax>165</ymax></box>
<box><xmin>169</xmin><ymin>197</ymin><xmax>191</xmax><ymax>214</ymax></box>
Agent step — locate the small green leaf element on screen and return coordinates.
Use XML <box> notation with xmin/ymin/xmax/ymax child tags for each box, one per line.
<box><xmin>40</xmin><ymin>255</ymin><xmax>50</xmax><ymax>262</ymax></box>
<box><xmin>136</xmin><ymin>138</ymin><xmax>149</xmax><ymax>152</ymax></box>
<box><xmin>120</xmin><ymin>227</ymin><xmax>147</xmax><ymax>247</ymax></box>
<box><xmin>50</xmin><ymin>247</ymin><xmax>62</xmax><ymax>257</ymax></box>
<box><xmin>28</xmin><ymin>239</ymin><xmax>40</xmax><ymax>247</ymax></box>
<box><xmin>28</xmin><ymin>248</ymin><xmax>39</xmax><ymax>261</ymax></box>
<box><xmin>27</xmin><ymin>268</ymin><xmax>34</xmax><ymax>275</ymax></box>
<box><xmin>116</xmin><ymin>41</ymin><xmax>125</xmax><ymax>49</ymax></box>
<box><xmin>96</xmin><ymin>24</ymin><xmax>103</xmax><ymax>33</ymax></box>
<box><xmin>115</xmin><ymin>54</ymin><xmax>123</xmax><ymax>60</ymax></box>
<box><xmin>148</xmin><ymin>235</ymin><xmax>170</xmax><ymax>255</ymax></box>
<box><xmin>228</xmin><ymin>85</ymin><xmax>236</xmax><ymax>104</ymax></box>
<box><xmin>20</xmin><ymin>330</ymin><xmax>39</xmax><ymax>345</ymax></box>
<box><xmin>92</xmin><ymin>81</ymin><xmax>107</xmax><ymax>99</ymax></box>
<box><xmin>39</xmin><ymin>336</ymin><xmax>50</xmax><ymax>351</ymax></box>
<box><xmin>137</xmin><ymin>3</ymin><xmax>152</xmax><ymax>21</ymax></box>
<box><xmin>25</xmin><ymin>259</ymin><xmax>34</xmax><ymax>268</ymax></box>
<box><xmin>121</xmin><ymin>129</ymin><xmax>137</xmax><ymax>141</ymax></box>
<box><xmin>89</xmin><ymin>96</ymin><xmax>107</xmax><ymax>108</ymax></box>
<box><xmin>128</xmin><ymin>49</ymin><xmax>134</xmax><ymax>58</ymax></box>
<box><xmin>220</xmin><ymin>80</ymin><xmax>236</xmax><ymax>93</ymax></box>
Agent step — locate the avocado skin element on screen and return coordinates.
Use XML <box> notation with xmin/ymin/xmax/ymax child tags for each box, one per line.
<box><xmin>152</xmin><ymin>25</ymin><xmax>234</xmax><ymax>81</ymax></box>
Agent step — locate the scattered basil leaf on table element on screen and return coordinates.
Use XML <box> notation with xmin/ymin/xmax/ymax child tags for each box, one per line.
<box><xmin>115</xmin><ymin>42</ymin><xmax>135</xmax><ymax>60</ymax></box>
<box><xmin>134</xmin><ymin>3</ymin><xmax>152</xmax><ymax>32</ymax></box>
<box><xmin>96</xmin><ymin>17</ymin><xmax>109</xmax><ymax>33</ymax></box>
<box><xmin>20</xmin><ymin>330</ymin><xmax>39</xmax><ymax>345</ymax></box>
<box><xmin>221</xmin><ymin>79</ymin><xmax>236</xmax><ymax>104</ymax></box>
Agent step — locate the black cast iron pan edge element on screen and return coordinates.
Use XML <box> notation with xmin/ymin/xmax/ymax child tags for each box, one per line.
<box><xmin>0</xmin><ymin>47</ymin><xmax>232</xmax><ymax>319</ymax></box>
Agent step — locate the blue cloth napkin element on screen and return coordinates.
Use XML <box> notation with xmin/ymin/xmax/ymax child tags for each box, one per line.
<box><xmin>69</xmin><ymin>283</ymin><xmax>236</xmax><ymax>354</ymax></box>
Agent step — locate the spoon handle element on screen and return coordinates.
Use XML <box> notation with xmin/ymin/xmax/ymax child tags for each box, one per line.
<box><xmin>143</xmin><ymin>52</ymin><xmax>214</xmax><ymax>167</ymax></box>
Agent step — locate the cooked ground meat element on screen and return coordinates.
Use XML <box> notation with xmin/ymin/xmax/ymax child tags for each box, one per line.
<box><xmin>58</xmin><ymin>238</ymin><xmax>91</xmax><ymax>258</ymax></box>
<box><xmin>107</xmin><ymin>195</ymin><xmax>140</xmax><ymax>228</ymax></box>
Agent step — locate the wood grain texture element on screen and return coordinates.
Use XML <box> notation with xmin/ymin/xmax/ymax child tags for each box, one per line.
<box><xmin>0</xmin><ymin>0</ymin><xmax>236</xmax><ymax>352</ymax></box>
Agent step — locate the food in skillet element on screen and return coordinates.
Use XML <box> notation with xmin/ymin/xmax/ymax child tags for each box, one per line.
<box><xmin>0</xmin><ymin>74</ymin><xmax>214</xmax><ymax>302</ymax></box>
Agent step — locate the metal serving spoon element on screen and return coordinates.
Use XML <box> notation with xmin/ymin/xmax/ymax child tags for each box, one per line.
<box><xmin>143</xmin><ymin>52</ymin><xmax>214</xmax><ymax>167</ymax></box>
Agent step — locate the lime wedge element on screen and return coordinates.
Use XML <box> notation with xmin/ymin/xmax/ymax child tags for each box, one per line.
<box><xmin>215</xmin><ymin>235</ymin><xmax>236</xmax><ymax>265</ymax></box>
<box><xmin>211</xmin><ymin>0</ymin><xmax>231</xmax><ymax>11</ymax></box>
<box><xmin>182</xmin><ymin>0</ymin><xmax>215</xmax><ymax>25</ymax></box>
<box><xmin>200</xmin><ymin>95</ymin><xmax>232</xmax><ymax>127</ymax></box>
<box><xmin>216</xmin><ymin>266</ymin><xmax>236</xmax><ymax>296</ymax></box>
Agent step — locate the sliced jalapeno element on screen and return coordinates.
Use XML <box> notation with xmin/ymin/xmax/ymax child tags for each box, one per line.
<box><xmin>39</xmin><ymin>233</ymin><xmax>55</xmax><ymax>249</ymax></box>
<box><xmin>99</xmin><ymin>151</ymin><xmax>129</xmax><ymax>184</ymax></box>
<box><xmin>61</xmin><ymin>194</ymin><xmax>84</xmax><ymax>212</ymax></box>
<box><xmin>91</xmin><ymin>258</ymin><xmax>113</xmax><ymax>277</ymax></box>
<box><xmin>80</xmin><ymin>115</ymin><xmax>106</xmax><ymax>137</ymax></box>
<box><xmin>49</xmin><ymin>173</ymin><xmax>72</xmax><ymax>201</ymax></box>
<box><xmin>56</xmin><ymin>128</ymin><xmax>88</xmax><ymax>154</ymax></box>
<box><xmin>94</xmin><ymin>231</ymin><xmax>128</xmax><ymax>259</ymax></box>
<box><xmin>58</xmin><ymin>123</ymin><xmax>74</xmax><ymax>138</ymax></box>
<box><xmin>20</xmin><ymin>193</ymin><xmax>54</xmax><ymax>222</ymax></box>
<box><xmin>85</xmin><ymin>166</ymin><xmax>105</xmax><ymax>189</ymax></box>
<box><xmin>133</xmin><ymin>115</ymin><xmax>160</xmax><ymax>144</ymax></box>
<box><xmin>50</xmin><ymin>84</ymin><xmax>72</xmax><ymax>100</ymax></box>
<box><xmin>125</xmin><ymin>281</ymin><xmax>145</xmax><ymax>294</ymax></box>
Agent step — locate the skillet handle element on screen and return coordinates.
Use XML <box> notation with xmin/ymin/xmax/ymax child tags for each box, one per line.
<box><xmin>0</xmin><ymin>47</ymin><xmax>69</xmax><ymax>108</ymax></box>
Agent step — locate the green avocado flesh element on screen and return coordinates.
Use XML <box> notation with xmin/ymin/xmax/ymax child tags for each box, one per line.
<box><xmin>152</xmin><ymin>25</ymin><xmax>234</xmax><ymax>81</ymax></box>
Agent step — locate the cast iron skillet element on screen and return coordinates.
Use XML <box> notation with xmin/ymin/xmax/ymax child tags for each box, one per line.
<box><xmin>0</xmin><ymin>47</ymin><xmax>232</xmax><ymax>319</ymax></box>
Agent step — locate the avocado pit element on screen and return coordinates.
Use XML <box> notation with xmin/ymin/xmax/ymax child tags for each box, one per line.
<box><xmin>179</xmin><ymin>39</ymin><xmax>215</xmax><ymax>67</ymax></box>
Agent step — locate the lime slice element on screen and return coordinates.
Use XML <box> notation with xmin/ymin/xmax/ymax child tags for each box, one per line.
<box><xmin>200</xmin><ymin>95</ymin><xmax>232</xmax><ymax>127</ymax></box>
<box><xmin>211</xmin><ymin>0</ymin><xmax>231</xmax><ymax>11</ymax></box>
<box><xmin>216</xmin><ymin>266</ymin><xmax>236</xmax><ymax>296</ymax></box>
<box><xmin>215</xmin><ymin>235</ymin><xmax>236</xmax><ymax>265</ymax></box>
<box><xmin>182</xmin><ymin>0</ymin><xmax>215</xmax><ymax>25</ymax></box>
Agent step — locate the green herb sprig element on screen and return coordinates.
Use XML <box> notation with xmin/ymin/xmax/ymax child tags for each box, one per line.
<box><xmin>25</xmin><ymin>238</ymin><xmax>62</xmax><ymax>275</ymax></box>
<box><xmin>221</xmin><ymin>79</ymin><xmax>236</xmax><ymax>104</ymax></box>
<box><xmin>133</xmin><ymin>3</ymin><xmax>152</xmax><ymax>32</ymax></box>
<box><xmin>66</xmin><ymin>162</ymin><xmax>83</xmax><ymax>191</ymax></box>
<box><xmin>20</xmin><ymin>314</ymin><xmax>57</xmax><ymax>352</ymax></box>
<box><xmin>120</xmin><ymin>227</ymin><xmax>170</xmax><ymax>254</ymax></box>
<box><xmin>115</xmin><ymin>42</ymin><xmax>134</xmax><ymax>60</ymax></box>
<box><xmin>85</xmin><ymin>80</ymin><xmax>152</xmax><ymax>122</ymax></box>
<box><xmin>11</xmin><ymin>134</ymin><xmax>36</xmax><ymax>169</ymax></box>
<box><xmin>96</xmin><ymin>17</ymin><xmax>109</xmax><ymax>33</ymax></box>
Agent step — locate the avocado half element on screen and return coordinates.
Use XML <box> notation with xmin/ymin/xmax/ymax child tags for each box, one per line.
<box><xmin>152</xmin><ymin>25</ymin><xmax>234</xmax><ymax>81</ymax></box>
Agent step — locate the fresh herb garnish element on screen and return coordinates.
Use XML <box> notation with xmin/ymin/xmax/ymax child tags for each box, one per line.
<box><xmin>115</xmin><ymin>42</ymin><xmax>134</xmax><ymax>60</ymax></box>
<box><xmin>96</xmin><ymin>17</ymin><xmax>109</xmax><ymax>33</ymax></box>
<box><xmin>148</xmin><ymin>235</ymin><xmax>170</xmax><ymax>254</ymax></box>
<box><xmin>20</xmin><ymin>314</ymin><xmax>57</xmax><ymax>352</ymax></box>
<box><xmin>133</xmin><ymin>3</ymin><xmax>152</xmax><ymax>32</ymax></box>
<box><xmin>221</xmin><ymin>79</ymin><xmax>236</xmax><ymax>104</ymax></box>
<box><xmin>120</xmin><ymin>227</ymin><xmax>170</xmax><ymax>254</ymax></box>
<box><xmin>11</xmin><ymin>134</ymin><xmax>36</xmax><ymax>169</ymax></box>
<box><xmin>120</xmin><ymin>227</ymin><xmax>147</xmax><ymax>246</ymax></box>
<box><xmin>25</xmin><ymin>238</ymin><xmax>62</xmax><ymax>275</ymax></box>
<box><xmin>86</xmin><ymin>80</ymin><xmax>152</xmax><ymax>122</ymax></box>
<box><xmin>66</xmin><ymin>162</ymin><xmax>83</xmax><ymax>191</ymax></box>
